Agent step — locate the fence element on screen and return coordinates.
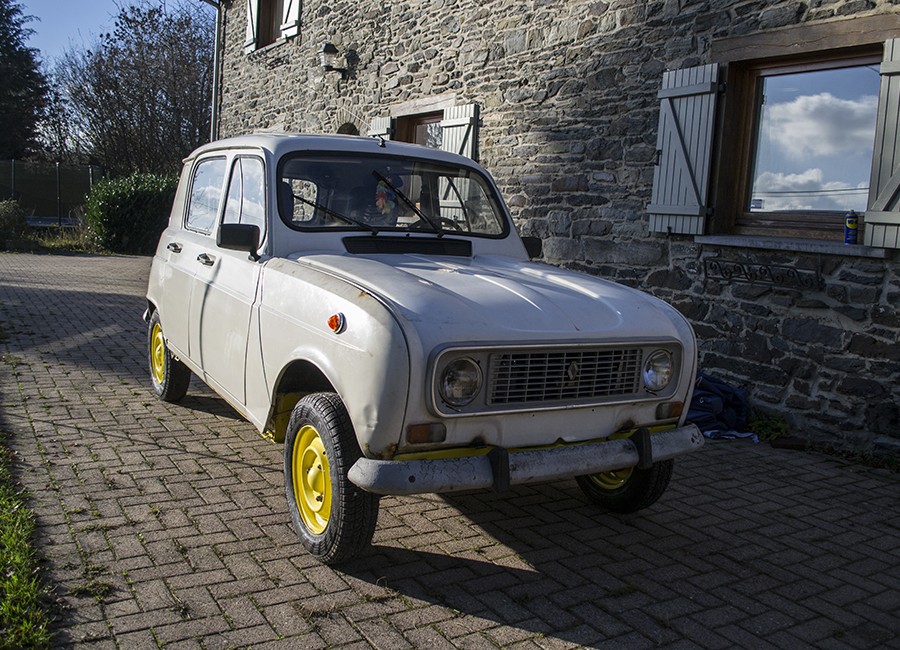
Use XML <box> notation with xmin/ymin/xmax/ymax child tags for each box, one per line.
<box><xmin>0</xmin><ymin>160</ymin><xmax>104</xmax><ymax>227</ymax></box>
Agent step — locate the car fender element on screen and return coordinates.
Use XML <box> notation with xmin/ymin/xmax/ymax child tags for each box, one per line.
<box><xmin>256</xmin><ymin>258</ymin><xmax>412</xmax><ymax>458</ymax></box>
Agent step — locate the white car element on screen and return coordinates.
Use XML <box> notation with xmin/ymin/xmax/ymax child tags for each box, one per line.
<box><xmin>145</xmin><ymin>134</ymin><xmax>703</xmax><ymax>564</ymax></box>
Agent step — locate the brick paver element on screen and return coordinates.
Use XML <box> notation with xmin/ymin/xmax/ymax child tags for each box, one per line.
<box><xmin>1</xmin><ymin>252</ymin><xmax>898</xmax><ymax>649</ymax></box>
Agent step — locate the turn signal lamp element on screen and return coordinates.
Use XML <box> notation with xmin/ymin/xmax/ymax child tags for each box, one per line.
<box><xmin>327</xmin><ymin>313</ymin><xmax>346</xmax><ymax>334</ymax></box>
<box><xmin>656</xmin><ymin>401</ymin><xmax>684</xmax><ymax>420</ymax></box>
<box><xmin>407</xmin><ymin>423</ymin><xmax>447</xmax><ymax>444</ymax></box>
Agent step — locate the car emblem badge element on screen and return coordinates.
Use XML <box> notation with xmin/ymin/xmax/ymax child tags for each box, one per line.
<box><xmin>567</xmin><ymin>361</ymin><xmax>580</xmax><ymax>382</ymax></box>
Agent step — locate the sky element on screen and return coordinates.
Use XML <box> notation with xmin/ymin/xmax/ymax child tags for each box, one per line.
<box><xmin>750</xmin><ymin>64</ymin><xmax>881</xmax><ymax>213</ymax></box>
<box><xmin>21</xmin><ymin>0</ymin><xmax>122</xmax><ymax>64</ymax></box>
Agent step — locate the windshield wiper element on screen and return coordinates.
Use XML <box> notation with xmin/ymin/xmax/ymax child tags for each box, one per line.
<box><xmin>371</xmin><ymin>171</ymin><xmax>444</xmax><ymax>237</ymax></box>
<box><xmin>292</xmin><ymin>192</ymin><xmax>379</xmax><ymax>234</ymax></box>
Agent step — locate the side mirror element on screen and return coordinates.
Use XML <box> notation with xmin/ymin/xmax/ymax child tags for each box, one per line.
<box><xmin>218</xmin><ymin>223</ymin><xmax>261</xmax><ymax>261</ymax></box>
<box><xmin>521</xmin><ymin>236</ymin><xmax>543</xmax><ymax>259</ymax></box>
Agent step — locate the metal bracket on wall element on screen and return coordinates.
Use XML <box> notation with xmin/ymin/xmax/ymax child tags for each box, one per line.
<box><xmin>704</xmin><ymin>259</ymin><xmax>822</xmax><ymax>289</ymax></box>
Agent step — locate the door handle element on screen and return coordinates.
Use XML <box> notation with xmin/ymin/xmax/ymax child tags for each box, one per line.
<box><xmin>197</xmin><ymin>253</ymin><xmax>215</xmax><ymax>266</ymax></box>
<box><xmin>166</xmin><ymin>242</ymin><xmax>182</xmax><ymax>253</ymax></box>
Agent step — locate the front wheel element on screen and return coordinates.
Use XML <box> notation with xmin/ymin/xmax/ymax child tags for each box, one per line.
<box><xmin>148</xmin><ymin>311</ymin><xmax>190</xmax><ymax>402</ymax></box>
<box><xmin>575</xmin><ymin>459</ymin><xmax>674</xmax><ymax>513</ymax></box>
<box><xmin>284</xmin><ymin>393</ymin><xmax>379</xmax><ymax>564</ymax></box>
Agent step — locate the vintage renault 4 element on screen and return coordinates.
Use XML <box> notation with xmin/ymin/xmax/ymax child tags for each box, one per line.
<box><xmin>145</xmin><ymin>133</ymin><xmax>703</xmax><ymax>564</ymax></box>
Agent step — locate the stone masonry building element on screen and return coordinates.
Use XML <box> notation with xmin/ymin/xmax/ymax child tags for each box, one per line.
<box><xmin>214</xmin><ymin>0</ymin><xmax>900</xmax><ymax>455</ymax></box>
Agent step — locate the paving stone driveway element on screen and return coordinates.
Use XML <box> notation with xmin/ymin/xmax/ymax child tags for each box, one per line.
<box><xmin>0</xmin><ymin>252</ymin><xmax>898</xmax><ymax>650</ymax></box>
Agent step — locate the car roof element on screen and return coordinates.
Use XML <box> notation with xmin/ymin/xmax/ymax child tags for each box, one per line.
<box><xmin>185</xmin><ymin>132</ymin><xmax>482</xmax><ymax>170</ymax></box>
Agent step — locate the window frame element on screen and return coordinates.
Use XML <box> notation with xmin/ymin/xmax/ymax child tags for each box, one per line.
<box><xmin>729</xmin><ymin>52</ymin><xmax>882</xmax><ymax>236</ymax></box>
<box><xmin>275</xmin><ymin>151</ymin><xmax>510</xmax><ymax>239</ymax></box>
<box><xmin>708</xmin><ymin>16</ymin><xmax>900</xmax><ymax>241</ymax></box>
<box><xmin>222</xmin><ymin>155</ymin><xmax>267</xmax><ymax>242</ymax></box>
<box><xmin>244</xmin><ymin>0</ymin><xmax>300</xmax><ymax>54</ymax></box>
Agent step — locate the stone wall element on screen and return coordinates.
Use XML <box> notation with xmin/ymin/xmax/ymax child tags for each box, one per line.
<box><xmin>218</xmin><ymin>0</ymin><xmax>900</xmax><ymax>455</ymax></box>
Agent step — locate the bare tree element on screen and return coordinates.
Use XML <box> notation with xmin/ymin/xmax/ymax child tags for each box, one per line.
<box><xmin>49</xmin><ymin>1</ymin><xmax>214</xmax><ymax>176</ymax></box>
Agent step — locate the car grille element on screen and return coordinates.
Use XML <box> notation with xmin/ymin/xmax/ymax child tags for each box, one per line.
<box><xmin>488</xmin><ymin>348</ymin><xmax>644</xmax><ymax>405</ymax></box>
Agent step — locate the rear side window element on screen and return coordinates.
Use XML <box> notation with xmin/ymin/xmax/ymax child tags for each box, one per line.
<box><xmin>186</xmin><ymin>157</ymin><xmax>227</xmax><ymax>233</ymax></box>
<box><xmin>223</xmin><ymin>157</ymin><xmax>266</xmax><ymax>238</ymax></box>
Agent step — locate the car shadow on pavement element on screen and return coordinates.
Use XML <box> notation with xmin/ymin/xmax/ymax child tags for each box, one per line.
<box><xmin>178</xmin><ymin>391</ymin><xmax>245</xmax><ymax>421</ymax></box>
<box><xmin>339</xmin><ymin>481</ymin><xmax>713</xmax><ymax>645</ymax></box>
<box><xmin>0</xmin><ymin>284</ymin><xmax>151</xmax><ymax>386</ymax></box>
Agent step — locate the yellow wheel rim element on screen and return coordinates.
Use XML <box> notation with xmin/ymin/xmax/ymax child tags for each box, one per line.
<box><xmin>150</xmin><ymin>322</ymin><xmax>167</xmax><ymax>385</ymax></box>
<box><xmin>588</xmin><ymin>467</ymin><xmax>633</xmax><ymax>490</ymax></box>
<box><xmin>292</xmin><ymin>424</ymin><xmax>332</xmax><ymax>535</ymax></box>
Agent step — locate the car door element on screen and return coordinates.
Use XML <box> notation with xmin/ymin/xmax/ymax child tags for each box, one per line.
<box><xmin>161</xmin><ymin>156</ymin><xmax>228</xmax><ymax>360</ymax></box>
<box><xmin>190</xmin><ymin>155</ymin><xmax>266</xmax><ymax>405</ymax></box>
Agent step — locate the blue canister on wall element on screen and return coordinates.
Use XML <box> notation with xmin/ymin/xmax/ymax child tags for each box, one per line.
<box><xmin>844</xmin><ymin>210</ymin><xmax>859</xmax><ymax>244</ymax></box>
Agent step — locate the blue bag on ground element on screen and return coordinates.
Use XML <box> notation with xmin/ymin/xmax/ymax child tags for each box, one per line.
<box><xmin>687</xmin><ymin>373</ymin><xmax>755</xmax><ymax>441</ymax></box>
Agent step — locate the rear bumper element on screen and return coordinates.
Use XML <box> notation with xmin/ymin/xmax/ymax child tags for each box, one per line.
<box><xmin>348</xmin><ymin>424</ymin><xmax>704</xmax><ymax>496</ymax></box>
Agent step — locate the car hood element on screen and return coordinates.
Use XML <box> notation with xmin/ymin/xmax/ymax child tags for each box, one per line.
<box><xmin>293</xmin><ymin>252</ymin><xmax>691</xmax><ymax>347</ymax></box>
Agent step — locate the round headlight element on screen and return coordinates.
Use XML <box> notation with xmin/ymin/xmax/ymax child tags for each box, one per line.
<box><xmin>643</xmin><ymin>350</ymin><xmax>674</xmax><ymax>392</ymax></box>
<box><xmin>439</xmin><ymin>357</ymin><xmax>483</xmax><ymax>406</ymax></box>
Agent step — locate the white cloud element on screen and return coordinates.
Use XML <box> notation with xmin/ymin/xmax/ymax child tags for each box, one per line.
<box><xmin>763</xmin><ymin>92</ymin><xmax>878</xmax><ymax>159</ymax></box>
<box><xmin>752</xmin><ymin>168</ymin><xmax>868</xmax><ymax>212</ymax></box>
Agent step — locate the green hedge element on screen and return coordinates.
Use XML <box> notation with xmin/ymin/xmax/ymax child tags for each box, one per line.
<box><xmin>84</xmin><ymin>174</ymin><xmax>178</xmax><ymax>254</ymax></box>
<box><xmin>0</xmin><ymin>200</ymin><xmax>28</xmax><ymax>241</ymax></box>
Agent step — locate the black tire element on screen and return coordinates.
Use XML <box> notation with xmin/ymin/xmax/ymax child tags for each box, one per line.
<box><xmin>148</xmin><ymin>311</ymin><xmax>190</xmax><ymax>402</ymax></box>
<box><xmin>284</xmin><ymin>392</ymin><xmax>379</xmax><ymax>564</ymax></box>
<box><xmin>575</xmin><ymin>459</ymin><xmax>674</xmax><ymax>513</ymax></box>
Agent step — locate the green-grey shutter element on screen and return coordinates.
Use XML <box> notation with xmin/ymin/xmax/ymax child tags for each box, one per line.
<box><xmin>864</xmin><ymin>38</ymin><xmax>900</xmax><ymax>248</ymax></box>
<box><xmin>244</xmin><ymin>0</ymin><xmax>259</xmax><ymax>53</ymax></box>
<box><xmin>440</xmin><ymin>103</ymin><xmax>479</xmax><ymax>160</ymax></box>
<box><xmin>280</xmin><ymin>0</ymin><xmax>300</xmax><ymax>39</ymax></box>
<box><xmin>367</xmin><ymin>116</ymin><xmax>393</xmax><ymax>139</ymax></box>
<box><xmin>648</xmin><ymin>64</ymin><xmax>720</xmax><ymax>235</ymax></box>
<box><xmin>438</xmin><ymin>104</ymin><xmax>479</xmax><ymax>224</ymax></box>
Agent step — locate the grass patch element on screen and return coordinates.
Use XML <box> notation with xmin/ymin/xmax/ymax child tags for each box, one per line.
<box><xmin>0</xmin><ymin>432</ymin><xmax>54</xmax><ymax>649</ymax></box>
<box><xmin>748</xmin><ymin>411</ymin><xmax>791</xmax><ymax>441</ymax></box>
<box><xmin>33</xmin><ymin>224</ymin><xmax>104</xmax><ymax>255</ymax></box>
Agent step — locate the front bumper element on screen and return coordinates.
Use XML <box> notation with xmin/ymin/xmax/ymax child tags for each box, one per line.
<box><xmin>348</xmin><ymin>424</ymin><xmax>704</xmax><ymax>496</ymax></box>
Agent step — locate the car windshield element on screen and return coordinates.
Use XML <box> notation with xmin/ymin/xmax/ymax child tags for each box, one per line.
<box><xmin>278</xmin><ymin>153</ymin><xmax>507</xmax><ymax>237</ymax></box>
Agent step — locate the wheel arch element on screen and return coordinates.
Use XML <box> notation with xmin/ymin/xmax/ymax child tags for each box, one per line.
<box><xmin>144</xmin><ymin>299</ymin><xmax>158</xmax><ymax>322</ymax></box>
<box><xmin>265</xmin><ymin>359</ymin><xmax>336</xmax><ymax>443</ymax></box>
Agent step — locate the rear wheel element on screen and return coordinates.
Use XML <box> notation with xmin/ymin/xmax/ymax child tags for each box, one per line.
<box><xmin>575</xmin><ymin>459</ymin><xmax>674</xmax><ymax>513</ymax></box>
<box><xmin>284</xmin><ymin>392</ymin><xmax>379</xmax><ymax>564</ymax></box>
<box><xmin>148</xmin><ymin>311</ymin><xmax>190</xmax><ymax>402</ymax></box>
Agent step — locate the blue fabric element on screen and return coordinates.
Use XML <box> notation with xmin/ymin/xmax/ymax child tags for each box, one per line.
<box><xmin>686</xmin><ymin>372</ymin><xmax>757</xmax><ymax>443</ymax></box>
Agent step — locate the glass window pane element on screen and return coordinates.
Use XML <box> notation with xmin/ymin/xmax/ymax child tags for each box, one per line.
<box><xmin>749</xmin><ymin>64</ymin><xmax>880</xmax><ymax>214</ymax></box>
<box><xmin>186</xmin><ymin>158</ymin><xmax>226</xmax><ymax>233</ymax></box>
<box><xmin>224</xmin><ymin>157</ymin><xmax>266</xmax><ymax>232</ymax></box>
<box><xmin>239</xmin><ymin>158</ymin><xmax>266</xmax><ymax>231</ymax></box>
<box><xmin>223</xmin><ymin>159</ymin><xmax>244</xmax><ymax>225</ymax></box>
<box><xmin>279</xmin><ymin>154</ymin><xmax>507</xmax><ymax>236</ymax></box>
<box><xmin>415</xmin><ymin>121</ymin><xmax>443</xmax><ymax>149</ymax></box>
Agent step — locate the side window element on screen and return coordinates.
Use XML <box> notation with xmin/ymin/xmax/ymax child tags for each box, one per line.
<box><xmin>223</xmin><ymin>157</ymin><xmax>266</xmax><ymax>237</ymax></box>
<box><xmin>186</xmin><ymin>158</ymin><xmax>227</xmax><ymax>234</ymax></box>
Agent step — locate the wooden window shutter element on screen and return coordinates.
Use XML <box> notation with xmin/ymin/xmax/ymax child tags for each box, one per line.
<box><xmin>441</xmin><ymin>103</ymin><xmax>479</xmax><ymax>161</ymax></box>
<box><xmin>648</xmin><ymin>64</ymin><xmax>720</xmax><ymax>235</ymax></box>
<box><xmin>244</xmin><ymin>0</ymin><xmax>259</xmax><ymax>53</ymax></box>
<box><xmin>367</xmin><ymin>116</ymin><xmax>393</xmax><ymax>139</ymax></box>
<box><xmin>864</xmin><ymin>38</ymin><xmax>900</xmax><ymax>248</ymax></box>
<box><xmin>280</xmin><ymin>0</ymin><xmax>300</xmax><ymax>39</ymax></box>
